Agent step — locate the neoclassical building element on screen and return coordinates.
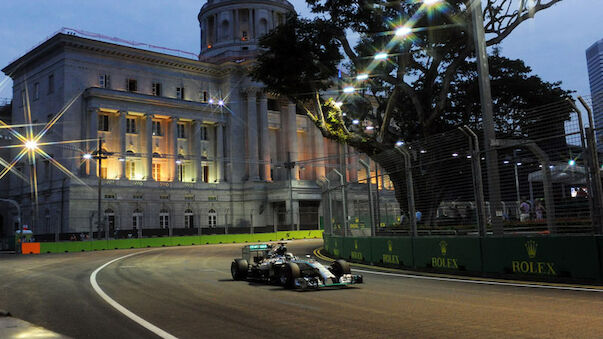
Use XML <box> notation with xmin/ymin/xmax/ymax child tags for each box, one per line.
<box><xmin>1</xmin><ymin>0</ymin><xmax>394</xmax><ymax>238</ymax></box>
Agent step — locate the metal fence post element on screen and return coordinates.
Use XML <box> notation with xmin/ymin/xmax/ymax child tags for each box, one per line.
<box><xmin>460</xmin><ymin>126</ymin><xmax>487</xmax><ymax>236</ymax></box>
<box><xmin>397</xmin><ymin>148</ymin><xmax>417</xmax><ymax>237</ymax></box>
<box><xmin>359</xmin><ymin>159</ymin><xmax>376</xmax><ymax>237</ymax></box>
<box><xmin>333</xmin><ymin>169</ymin><xmax>347</xmax><ymax>237</ymax></box>
<box><xmin>578</xmin><ymin>97</ymin><xmax>603</xmax><ymax>234</ymax></box>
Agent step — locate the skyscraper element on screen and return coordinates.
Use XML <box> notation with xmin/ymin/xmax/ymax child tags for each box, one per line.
<box><xmin>586</xmin><ymin>38</ymin><xmax>603</xmax><ymax>150</ymax></box>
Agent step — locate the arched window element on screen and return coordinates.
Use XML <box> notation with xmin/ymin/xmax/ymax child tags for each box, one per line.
<box><xmin>258</xmin><ymin>18</ymin><xmax>268</xmax><ymax>36</ymax></box>
<box><xmin>159</xmin><ymin>209</ymin><xmax>169</xmax><ymax>229</ymax></box>
<box><xmin>132</xmin><ymin>209</ymin><xmax>143</xmax><ymax>230</ymax></box>
<box><xmin>221</xmin><ymin>20</ymin><xmax>230</xmax><ymax>41</ymax></box>
<box><xmin>184</xmin><ymin>209</ymin><xmax>194</xmax><ymax>228</ymax></box>
<box><xmin>208</xmin><ymin>209</ymin><xmax>217</xmax><ymax>228</ymax></box>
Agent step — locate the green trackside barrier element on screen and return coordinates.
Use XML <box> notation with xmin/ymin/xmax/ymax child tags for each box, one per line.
<box><xmin>329</xmin><ymin>236</ymin><xmax>344</xmax><ymax>258</ymax></box>
<box><xmin>35</xmin><ymin>230</ymin><xmax>324</xmax><ymax>254</ymax></box>
<box><xmin>481</xmin><ymin>236</ymin><xmax>601</xmax><ymax>281</ymax></box>
<box><xmin>598</xmin><ymin>236</ymin><xmax>603</xmax><ymax>280</ymax></box>
<box><xmin>108</xmin><ymin>239</ymin><xmax>143</xmax><ymax>249</ymax></box>
<box><xmin>342</xmin><ymin>237</ymin><xmax>372</xmax><ymax>263</ymax></box>
<box><xmin>413</xmin><ymin>237</ymin><xmax>482</xmax><ymax>272</ymax></box>
<box><xmin>370</xmin><ymin>237</ymin><xmax>413</xmax><ymax>267</ymax></box>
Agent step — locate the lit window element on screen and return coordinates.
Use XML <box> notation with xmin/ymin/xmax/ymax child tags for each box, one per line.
<box><xmin>152</xmin><ymin>82</ymin><xmax>162</xmax><ymax>96</ymax></box>
<box><xmin>126</xmin><ymin>160</ymin><xmax>136</xmax><ymax>180</ymax></box>
<box><xmin>98</xmin><ymin>114</ymin><xmax>109</xmax><ymax>132</ymax></box>
<box><xmin>152</xmin><ymin>163</ymin><xmax>161</xmax><ymax>181</ymax></box>
<box><xmin>126</xmin><ymin>118</ymin><xmax>136</xmax><ymax>134</ymax></box>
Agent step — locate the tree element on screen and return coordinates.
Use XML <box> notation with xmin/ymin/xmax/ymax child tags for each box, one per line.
<box><xmin>251</xmin><ymin>0</ymin><xmax>569</xmax><ymax>225</ymax></box>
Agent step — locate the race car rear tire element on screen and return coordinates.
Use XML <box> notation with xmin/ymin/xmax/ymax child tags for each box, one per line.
<box><xmin>281</xmin><ymin>262</ymin><xmax>301</xmax><ymax>289</ymax></box>
<box><xmin>331</xmin><ymin>259</ymin><xmax>351</xmax><ymax>278</ymax></box>
<box><xmin>231</xmin><ymin>259</ymin><xmax>249</xmax><ymax>280</ymax></box>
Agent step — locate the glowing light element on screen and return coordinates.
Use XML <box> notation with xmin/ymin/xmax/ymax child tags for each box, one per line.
<box><xmin>395</xmin><ymin>26</ymin><xmax>412</xmax><ymax>38</ymax></box>
<box><xmin>452</xmin><ymin>153</ymin><xmax>459</xmax><ymax>157</ymax></box>
<box><xmin>352</xmin><ymin>119</ymin><xmax>360</xmax><ymax>125</ymax></box>
<box><xmin>503</xmin><ymin>160</ymin><xmax>510</xmax><ymax>164</ymax></box>
<box><xmin>356</xmin><ymin>73</ymin><xmax>369</xmax><ymax>81</ymax></box>
<box><xmin>208</xmin><ymin>98</ymin><xmax>214</xmax><ymax>104</ymax></box>
<box><xmin>374</xmin><ymin>52</ymin><xmax>388</xmax><ymax>60</ymax></box>
<box><xmin>420</xmin><ymin>150</ymin><xmax>427</xmax><ymax>154</ymax></box>
<box><xmin>343</xmin><ymin>86</ymin><xmax>355</xmax><ymax>94</ymax></box>
<box><xmin>25</xmin><ymin>140</ymin><xmax>37</xmax><ymax>150</ymax></box>
<box><xmin>176</xmin><ymin>160</ymin><xmax>182</xmax><ymax>165</ymax></box>
<box><xmin>334</xmin><ymin>101</ymin><xmax>343</xmax><ymax>108</ymax></box>
<box><xmin>423</xmin><ymin>0</ymin><xmax>443</xmax><ymax>6</ymax></box>
<box><xmin>342</xmin><ymin>112</ymin><xmax>347</xmax><ymax>117</ymax></box>
<box><xmin>395</xmin><ymin>141</ymin><xmax>404</xmax><ymax>147</ymax></box>
<box><xmin>118</xmin><ymin>157</ymin><xmax>125</xmax><ymax>162</ymax></box>
<box><xmin>569</xmin><ymin>159</ymin><xmax>576</xmax><ymax>166</ymax></box>
<box><xmin>83</xmin><ymin>153</ymin><xmax>92</xmax><ymax>160</ymax></box>
<box><xmin>516</xmin><ymin>162</ymin><xmax>522</xmax><ymax>166</ymax></box>
<box><xmin>466</xmin><ymin>155</ymin><xmax>472</xmax><ymax>159</ymax></box>
<box><xmin>366</xmin><ymin>126</ymin><xmax>374</xmax><ymax>130</ymax></box>
<box><xmin>218</xmin><ymin>99</ymin><xmax>224</xmax><ymax>106</ymax></box>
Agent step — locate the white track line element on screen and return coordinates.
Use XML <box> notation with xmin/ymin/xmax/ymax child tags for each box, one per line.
<box><xmin>90</xmin><ymin>250</ymin><xmax>178</xmax><ymax>339</ymax></box>
<box><xmin>352</xmin><ymin>268</ymin><xmax>603</xmax><ymax>293</ymax></box>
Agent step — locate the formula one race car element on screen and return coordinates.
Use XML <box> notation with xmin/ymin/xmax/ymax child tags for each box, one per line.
<box><xmin>231</xmin><ymin>243</ymin><xmax>363</xmax><ymax>289</ymax></box>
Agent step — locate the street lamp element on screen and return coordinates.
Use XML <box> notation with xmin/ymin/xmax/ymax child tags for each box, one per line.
<box><xmin>85</xmin><ymin>137</ymin><xmax>110</xmax><ymax>240</ymax></box>
<box><xmin>283</xmin><ymin>153</ymin><xmax>297</xmax><ymax>231</ymax></box>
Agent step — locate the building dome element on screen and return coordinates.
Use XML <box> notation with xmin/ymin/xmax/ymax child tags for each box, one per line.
<box><xmin>198</xmin><ymin>0</ymin><xmax>295</xmax><ymax>61</ymax></box>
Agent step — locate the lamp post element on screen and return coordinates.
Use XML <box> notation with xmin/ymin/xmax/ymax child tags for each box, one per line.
<box><xmin>91</xmin><ymin>137</ymin><xmax>109</xmax><ymax>240</ymax></box>
<box><xmin>283</xmin><ymin>152</ymin><xmax>296</xmax><ymax>231</ymax></box>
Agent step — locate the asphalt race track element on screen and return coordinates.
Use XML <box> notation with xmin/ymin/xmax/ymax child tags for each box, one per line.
<box><xmin>1</xmin><ymin>239</ymin><xmax>602</xmax><ymax>338</ymax></box>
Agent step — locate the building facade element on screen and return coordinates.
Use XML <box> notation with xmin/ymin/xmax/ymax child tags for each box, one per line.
<box><xmin>1</xmin><ymin>0</ymin><xmax>394</xmax><ymax>239</ymax></box>
<box><xmin>586</xmin><ymin>38</ymin><xmax>603</xmax><ymax>150</ymax></box>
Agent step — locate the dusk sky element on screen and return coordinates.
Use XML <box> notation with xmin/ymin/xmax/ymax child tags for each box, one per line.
<box><xmin>1</xmin><ymin>0</ymin><xmax>601</xmax><ymax>101</ymax></box>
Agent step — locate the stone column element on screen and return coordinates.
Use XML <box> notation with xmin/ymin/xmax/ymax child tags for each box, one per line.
<box><xmin>216</xmin><ymin>123</ymin><xmax>224</xmax><ymax>182</ymax></box>
<box><xmin>234</xmin><ymin>10</ymin><xmax>240</xmax><ymax>40</ymax></box>
<box><xmin>229</xmin><ymin>87</ymin><xmax>244</xmax><ymax>183</ymax></box>
<box><xmin>171</xmin><ymin>117</ymin><xmax>179</xmax><ymax>182</ymax></box>
<box><xmin>119</xmin><ymin>111</ymin><xmax>127</xmax><ymax>179</ymax></box>
<box><xmin>88</xmin><ymin>108</ymin><xmax>98</xmax><ymax>177</ymax></box>
<box><xmin>259</xmin><ymin>93</ymin><xmax>271</xmax><ymax>181</ymax></box>
<box><xmin>287</xmin><ymin>102</ymin><xmax>298</xmax><ymax>179</ymax></box>
<box><xmin>145</xmin><ymin>115</ymin><xmax>153</xmax><ymax>181</ymax></box>
<box><xmin>246</xmin><ymin>88</ymin><xmax>259</xmax><ymax>181</ymax></box>
<box><xmin>193</xmin><ymin>120</ymin><xmax>202</xmax><ymax>182</ymax></box>
<box><xmin>314</xmin><ymin>127</ymin><xmax>325</xmax><ymax>179</ymax></box>
<box><xmin>248</xmin><ymin>9</ymin><xmax>254</xmax><ymax>40</ymax></box>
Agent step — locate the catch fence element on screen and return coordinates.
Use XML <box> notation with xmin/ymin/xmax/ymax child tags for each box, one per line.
<box><xmin>320</xmin><ymin>98</ymin><xmax>603</xmax><ymax>237</ymax></box>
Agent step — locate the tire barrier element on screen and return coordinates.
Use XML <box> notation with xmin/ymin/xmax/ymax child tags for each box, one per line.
<box><xmin>20</xmin><ymin>230</ymin><xmax>323</xmax><ymax>254</ymax></box>
<box><xmin>323</xmin><ymin>234</ymin><xmax>603</xmax><ymax>283</ymax></box>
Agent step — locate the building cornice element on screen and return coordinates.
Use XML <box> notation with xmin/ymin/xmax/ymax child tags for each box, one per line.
<box><xmin>84</xmin><ymin>87</ymin><xmax>224</xmax><ymax>113</ymax></box>
<box><xmin>2</xmin><ymin>33</ymin><xmax>223</xmax><ymax>77</ymax></box>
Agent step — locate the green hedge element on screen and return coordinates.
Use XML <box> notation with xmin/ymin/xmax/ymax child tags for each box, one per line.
<box><xmin>38</xmin><ymin>230</ymin><xmax>323</xmax><ymax>254</ymax></box>
<box><xmin>323</xmin><ymin>234</ymin><xmax>603</xmax><ymax>283</ymax></box>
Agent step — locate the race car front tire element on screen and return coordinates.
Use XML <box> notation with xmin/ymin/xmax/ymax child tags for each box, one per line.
<box><xmin>331</xmin><ymin>259</ymin><xmax>351</xmax><ymax>279</ymax></box>
<box><xmin>280</xmin><ymin>262</ymin><xmax>301</xmax><ymax>289</ymax></box>
<box><xmin>231</xmin><ymin>259</ymin><xmax>249</xmax><ymax>280</ymax></box>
